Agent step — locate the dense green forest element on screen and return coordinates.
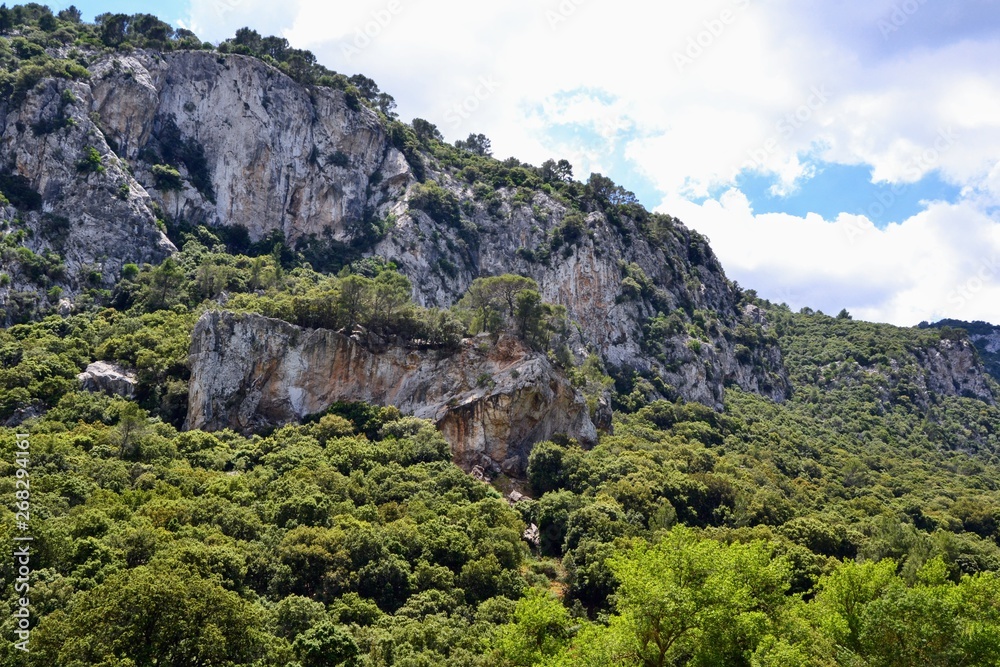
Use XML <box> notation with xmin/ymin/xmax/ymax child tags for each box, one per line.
<box><xmin>2</xmin><ymin>5</ymin><xmax>1000</xmax><ymax>667</ymax></box>
<box><xmin>3</xmin><ymin>228</ymin><xmax>1000</xmax><ymax>666</ymax></box>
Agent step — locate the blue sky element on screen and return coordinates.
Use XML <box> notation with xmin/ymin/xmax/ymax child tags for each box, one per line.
<box><xmin>51</xmin><ymin>1</ymin><xmax>1000</xmax><ymax>325</ymax></box>
<box><xmin>729</xmin><ymin>165</ymin><xmax>963</xmax><ymax>225</ymax></box>
<box><xmin>62</xmin><ymin>0</ymin><xmax>184</xmax><ymax>23</ymax></box>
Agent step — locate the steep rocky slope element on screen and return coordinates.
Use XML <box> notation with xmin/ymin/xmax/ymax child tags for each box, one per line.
<box><xmin>0</xmin><ymin>46</ymin><xmax>788</xmax><ymax>409</ymax></box>
<box><xmin>2</xmin><ymin>30</ymin><xmax>998</xmax><ymax>483</ymax></box>
<box><xmin>376</xmin><ymin>186</ymin><xmax>789</xmax><ymax>409</ymax></box>
<box><xmin>923</xmin><ymin>319</ymin><xmax>1000</xmax><ymax>385</ymax></box>
<box><xmin>187</xmin><ymin>310</ymin><xmax>598</xmax><ymax>475</ymax></box>
<box><xmin>0</xmin><ymin>49</ymin><xmax>411</xmax><ymax>320</ymax></box>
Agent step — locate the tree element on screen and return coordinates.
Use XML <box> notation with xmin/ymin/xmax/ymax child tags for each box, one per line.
<box><xmin>541</xmin><ymin>159</ymin><xmax>574</xmax><ymax>183</ymax></box>
<box><xmin>550</xmin><ymin>527</ymin><xmax>793</xmax><ymax>666</ymax></box>
<box><xmin>493</xmin><ymin>588</ymin><xmax>572</xmax><ymax>666</ymax></box>
<box><xmin>58</xmin><ymin>6</ymin><xmax>83</xmax><ymax>23</ymax></box>
<box><xmin>115</xmin><ymin>402</ymin><xmax>149</xmax><ymax>460</ymax></box>
<box><xmin>586</xmin><ymin>172</ymin><xmax>638</xmax><ymax>207</ymax></box>
<box><xmin>96</xmin><ymin>12</ymin><xmax>129</xmax><ymax>47</ymax></box>
<box><xmin>284</xmin><ymin>51</ymin><xmax>317</xmax><ymax>84</ymax></box>
<box><xmin>527</xmin><ymin>440</ymin><xmax>569</xmax><ymax>495</ymax></box>
<box><xmin>368</xmin><ymin>271</ymin><xmax>413</xmax><ymax>335</ymax></box>
<box><xmin>293</xmin><ymin>620</ymin><xmax>360</xmax><ymax>667</ymax></box>
<box><xmin>408</xmin><ymin>181</ymin><xmax>461</xmax><ymax>227</ymax></box>
<box><xmin>142</xmin><ymin>256</ymin><xmax>185</xmax><ymax>310</ymax></box>
<box><xmin>348</xmin><ymin>74</ymin><xmax>380</xmax><ymax>102</ymax></box>
<box><xmin>377</xmin><ymin>92</ymin><xmax>398</xmax><ymax>119</ymax></box>
<box><xmin>128</xmin><ymin>13</ymin><xmax>174</xmax><ymax>46</ymax></box>
<box><xmin>30</xmin><ymin>565</ymin><xmax>265</xmax><ymax>666</ymax></box>
<box><xmin>37</xmin><ymin>11</ymin><xmax>55</xmax><ymax>31</ymax></box>
<box><xmin>232</xmin><ymin>26</ymin><xmax>263</xmax><ymax>52</ymax></box>
<box><xmin>456</xmin><ymin>132</ymin><xmax>492</xmax><ymax>156</ymax></box>
<box><xmin>412</xmin><ymin>118</ymin><xmax>443</xmax><ymax>143</ymax></box>
<box><xmin>536</xmin><ymin>491</ymin><xmax>585</xmax><ymax>557</ymax></box>
<box><xmin>456</xmin><ymin>274</ymin><xmax>538</xmax><ymax>335</ymax></box>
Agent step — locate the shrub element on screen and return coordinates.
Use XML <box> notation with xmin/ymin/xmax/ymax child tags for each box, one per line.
<box><xmin>408</xmin><ymin>182</ymin><xmax>461</xmax><ymax>228</ymax></box>
<box><xmin>151</xmin><ymin>164</ymin><xmax>184</xmax><ymax>191</ymax></box>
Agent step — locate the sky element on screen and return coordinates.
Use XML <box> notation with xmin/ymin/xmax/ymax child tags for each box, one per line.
<box><xmin>63</xmin><ymin>0</ymin><xmax>1000</xmax><ymax>326</ymax></box>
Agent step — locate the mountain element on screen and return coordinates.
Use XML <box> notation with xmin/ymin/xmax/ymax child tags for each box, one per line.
<box><xmin>1</xmin><ymin>44</ymin><xmax>792</xmax><ymax>412</ymax></box>
<box><xmin>3</xmin><ymin>8</ymin><xmax>1000</xmax><ymax>667</ymax></box>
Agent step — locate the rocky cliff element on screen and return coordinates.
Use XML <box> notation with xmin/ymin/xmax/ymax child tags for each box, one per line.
<box><xmin>922</xmin><ymin>319</ymin><xmax>1000</xmax><ymax>386</ymax></box>
<box><xmin>0</xmin><ymin>48</ymin><xmax>411</xmax><ymax>321</ymax></box>
<box><xmin>914</xmin><ymin>338</ymin><xmax>996</xmax><ymax>404</ymax></box>
<box><xmin>0</xmin><ymin>46</ymin><xmax>788</xmax><ymax>408</ymax></box>
<box><xmin>187</xmin><ymin>310</ymin><xmax>598</xmax><ymax>475</ymax></box>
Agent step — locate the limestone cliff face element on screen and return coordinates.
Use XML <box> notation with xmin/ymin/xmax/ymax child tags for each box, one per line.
<box><xmin>915</xmin><ymin>338</ymin><xmax>996</xmax><ymax>404</ymax></box>
<box><xmin>88</xmin><ymin>51</ymin><xmax>411</xmax><ymax>242</ymax></box>
<box><xmin>187</xmin><ymin>310</ymin><xmax>597</xmax><ymax>475</ymax></box>
<box><xmin>0</xmin><ymin>49</ymin><xmax>410</xmax><ymax>320</ymax></box>
<box><xmin>374</xmin><ymin>179</ymin><xmax>789</xmax><ymax>409</ymax></box>
<box><xmin>0</xmin><ymin>75</ymin><xmax>175</xmax><ymax>312</ymax></box>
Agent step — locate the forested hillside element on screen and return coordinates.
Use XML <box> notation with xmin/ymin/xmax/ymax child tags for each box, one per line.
<box><xmin>1</xmin><ymin>6</ymin><xmax>1000</xmax><ymax>667</ymax></box>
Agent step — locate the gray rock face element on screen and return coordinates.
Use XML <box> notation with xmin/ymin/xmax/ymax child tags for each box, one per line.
<box><xmin>88</xmin><ymin>51</ymin><xmax>411</xmax><ymax>242</ymax></box>
<box><xmin>0</xmin><ymin>75</ymin><xmax>175</xmax><ymax>312</ymax></box>
<box><xmin>77</xmin><ymin>361</ymin><xmax>138</xmax><ymax>399</ymax></box>
<box><xmin>187</xmin><ymin>310</ymin><xmax>597</xmax><ymax>475</ymax></box>
<box><xmin>374</xmin><ymin>181</ymin><xmax>789</xmax><ymax>409</ymax></box>
<box><xmin>916</xmin><ymin>339</ymin><xmax>996</xmax><ymax>404</ymax></box>
<box><xmin>1</xmin><ymin>49</ymin><xmax>411</xmax><ymax>320</ymax></box>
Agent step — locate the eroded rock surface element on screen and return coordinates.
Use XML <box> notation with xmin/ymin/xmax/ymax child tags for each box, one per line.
<box><xmin>187</xmin><ymin>310</ymin><xmax>597</xmax><ymax>475</ymax></box>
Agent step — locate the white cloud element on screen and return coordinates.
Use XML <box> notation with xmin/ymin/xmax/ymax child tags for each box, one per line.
<box><xmin>664</xmin><ymin>193</ymin><xmax>1000</xmax><ymax>326</ymax></box>
<box><xmin>181</xmin><ymin>0</ymin><xmax>1000</xmax><ymax>324</ymax></box>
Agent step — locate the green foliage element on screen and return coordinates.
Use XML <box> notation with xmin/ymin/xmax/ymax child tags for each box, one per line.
<box><xmin>151</xmin><ymin>163</ymin><xmax>183</xmax><ymax>190</ymax></box>
<box><xmin>30</xmin><ymin>563</ymin><xmax>267</xmax><ymax>666</ymax></box>
<box><xmin>454</xmin><ymin>275</ymin><xmax>569</xmax><ymax>353</ymax></box>
<box><xmin>75</xmin><ymin>146</ymin><xmax>104</xmax><ymax>174</ymax></box>
<box><xmin>408</xmin><ymin>181</ymin><xmax>462</xmax><ymax>228</ymax></box>
<box><xmin>455</xmin><ymin>132</ymin><xmax>492</xmax><ymax>156</ymax></box>
<box><xmin>0</xmin><ymin>400</ymin><xmax>527</xmax><ymax>666</ymax></box>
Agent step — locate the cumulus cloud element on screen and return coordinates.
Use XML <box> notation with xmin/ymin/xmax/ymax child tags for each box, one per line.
<box><xmin>663</xmin><ymin>193</ymin><xmax>1000</xmax><ymax>325</ymax></box>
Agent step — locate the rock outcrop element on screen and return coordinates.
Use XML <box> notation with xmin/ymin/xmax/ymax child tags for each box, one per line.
<box><xmin>921</xmin><ymin>319</ymin><xmax>1000</xmax><ymax>386</ymax></box>
<box><xmin>186</xmin><ymin>310</ymin><xmax>598</xmax><ymax>475</ymax></box>
<box><xmin>88</xmin><ymin>51</ymin><xmax>411</xmax><ymax>242</ymax></box>
<box><xmin>77</xmin><ymin>361</ymin><xmax>138</xmax><ymax>399</ymax></box>
<box><xmin>915</xmin><ymin>338</ymin><xmax>996</xmax><ymax>405</ymax></box>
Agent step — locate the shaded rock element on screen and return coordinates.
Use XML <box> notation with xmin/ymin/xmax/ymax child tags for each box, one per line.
<box><xmin>3</xmin><ymin>405</ymin><xmax>42</xmax><ymax>428</ymax></box>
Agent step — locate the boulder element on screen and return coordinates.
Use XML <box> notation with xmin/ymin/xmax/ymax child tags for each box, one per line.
<box><xmin>78</xmin><ymin>361</ymin><xmax>138</xmax><ymax>399</ymax></box>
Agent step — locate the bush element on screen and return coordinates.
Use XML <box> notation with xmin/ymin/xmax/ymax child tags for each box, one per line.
<box><xmin>151</xmin><ymin>164</ymin><xmax>184</xmax><ymax>190</ymax></box>
<box><xmin>408</xmin><ymin>182</ymin><xmax>461</xmax><ymax>228</ymax></box>
<box><xmin>76</xmin><ymin>146</ymin><xmax>105</xmax><ymax>174</ymax></box>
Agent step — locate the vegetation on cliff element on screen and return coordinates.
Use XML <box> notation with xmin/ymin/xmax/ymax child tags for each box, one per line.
<box><xmin>2</xmin><ymin>6</ymin><xmax>1000</xmax><ymax>667</ymax></box>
